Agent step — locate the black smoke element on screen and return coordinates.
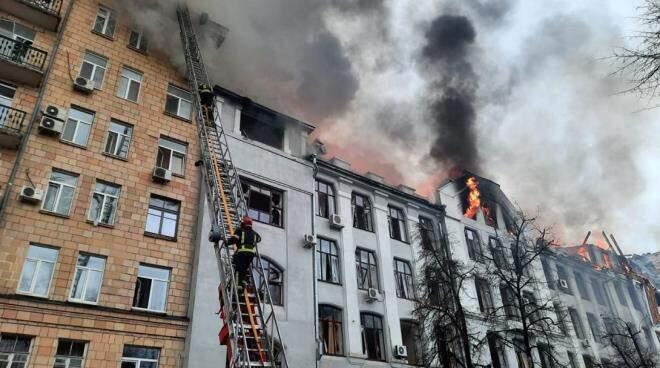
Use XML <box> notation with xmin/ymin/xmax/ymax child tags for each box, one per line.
<box><xmin>420</xmin><ymin>15</ymin><xmax>480</xmax><ymax>172</ymax></box>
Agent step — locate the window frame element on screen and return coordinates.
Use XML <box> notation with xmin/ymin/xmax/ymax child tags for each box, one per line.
<box><xmin>240</xmin><ymin>177</ymin><xmax>285</xmax><ymax>228</ymax></box>
<box><xmin>116</xmin><ymin>66</ymin><xmax>143</xmax><ymax>102</ymax></box>
<box><xmin>500</xmin><ymin>284</ymin><xmax>520</xmax><ymax>320</ymax></box>
<box><xmin>69</xmin><ymin>253</ymin><xmax>106</xmax><ymax>304</ymax></box>
<box><xmin>351</xmin><ymin>192</ymin><xmax>373</xmax><ymax>232</ymax></box>
<box><xmin>418</xmin><ymin>216</ymin><xmax>436</xmax><ymax>250</ymax></box>
<box><xmin>121</xmin><ymin>346</ymin><xmax>160</xmax><ymax>368</ymax></box>
<box><xmin>315</xmin><ymin>179</ymin><xmax>336</xmax><ymax>218</ymax></box>
<box><xmin>464</xmin><ymin>228</ymin><xmax>482</xmax><ymax>261</ymax></box>
<box><xmin>252</xmin><ymin>257</ymin><xmax>284</xmax><ymax>306</ymax></box>
<box><xmin>355</xmin><ymin>248</ymin><xmax>379</xmax><ymax>291</ymax></box>
<box><xmin>0</xmin><ymin>81</ymin><xmax>17</xmax><ymax>107</ymax></box>
<box><xmin>103</xmin><ymin>119</ymin><xmax>133</xmax><ymax>159</ymax></box>
<box><xmin>79</xmin><ymin>51</ymin><xmax>107</xmax><ymax>89</ymax></box>
<box><xmin>394</xmin><ymin>258</ymin><xmax>415</xmax><ymax>300</ymax></box>
<box><xmin>92</xmin><ymin>6</ymin><xmax>116</xmax><ymax>37</ymax></box>
<box><xmin>317</xmin><ymin>238</ymin><xmax>341</xmax><ymax>285</ymax></box>
<box><xmin>54</xmin><ymin>339</ymin><xmax>87</xmax><ymax>368</ymax></box>
<box><xmin>0</xmin><ymin>334</ymin><xmax>32</xmax><ymax>368</ymax></box>
<box><xmin>360</xmin><ymin>312</ymin><xmax>385</xmax><ymax>361</ymax></box>
<box><xmin>128</xmin><ymin>30</ymin><xmax>148</xmax><ymax>52</ymax></box>
<box><xmin>585</xmin><ymin>312</ymin><xmax>602</xmax><ymax>343</ymax></box>
<box><xmin>87</xmin><ymin>180</ymin><xmax>121</xmax><ymax>226</ymax></box>
<box><xmin>574</xmin><ymin>272</ymin><xmax>591</xmax><ymax>301</ymax></box>
<box><xmin>388</xmin><ymin>205</ymin><xmax>408</xmax><ymax>242</ymax></box>
<box><xmin>17</xmin><ymin>244</ymin><xmax>58</xmax><ymax>297</ymax></box>
<box><xmin>475</xmin><ymin>277</ymin><xmax>494</xmax><ymax>314</ymax></box>
<box><xmin>400</xmin><ymin>320</ymin><xmax>422</xmax><ymax>365</ymax></box>
<box><xmin>41</xmin><ymin>169</ymin><xmax>78</xmax><ymax>216</ymax></box>
<box><xmin>164</xmin><ymin>83</ymin><xmax>192</xmax><ymax>120</ymax></box>
<box><xmin>568</xmin><ymin>308</ymin><xmax>585</xmax><ymax>339</ymax></box>
<box><xmin>487</xmin><ymin>332</ymin><xmax>508</xmax><ymax>368</ymax></box>
<box><xmin>318</xmin><ymin>304</ymin><xmax>344</xmax><ymax>356</ymax></box>
<box><xmin>61</xmin><ymin>106</ymin><xmax>95</xmax><ymax>147</ymax></box>
<box><xmin>144</xmin><ymin>195</ymin><xmax>180</xmax><ymax>240</ymax></box>
<box><xmin>132</xmin><ymin>264</ymin><xmax>171</xmax><ymax>313</ymax></box>
<box><xmin>156</xmin><ymin>136</ymin><xmax>187</xmax><ymax>177</ymax></box>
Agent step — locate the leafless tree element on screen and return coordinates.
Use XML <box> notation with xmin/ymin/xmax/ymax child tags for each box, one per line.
<box><xmin>599</xmin><ymin>316</ymin><xmax>658</xmax><ymax>368</ymax></box>
<box><xmin>480</xmin><ymin>210</ymin><xmax>569</xmax><ymax>368</ymax></box>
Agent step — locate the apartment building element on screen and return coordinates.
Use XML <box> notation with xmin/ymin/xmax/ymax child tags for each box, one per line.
<box><xmin>0</xmin><ymin>0</ymin><xmax>201</xmax><ymax>366</ymax></box>
<box><xmin>541</xmin><ymin>244</ymin><xmax>660</xmax><ymax>367</ymax></box>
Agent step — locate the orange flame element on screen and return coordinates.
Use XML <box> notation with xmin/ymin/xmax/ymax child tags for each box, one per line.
<box><xmin>464</xmin><ymin>177</ymin><xmax>481</xmax><ymax>219</ymax></box>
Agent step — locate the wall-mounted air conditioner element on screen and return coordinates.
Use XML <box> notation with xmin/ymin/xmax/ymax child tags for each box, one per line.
<box><xmin>73</xmin><ymin>76</ymin><xmax>94</xmax><ymax>93</ymax></box>
<box><xmin>366</xmin><ymin>288</ymin><xmax>380</xmax><ymax>302</ymax></box>
<box><xmin>393</xmin><ymin>345</ymin><xmax>408</xmax><ymax>359</ymax></box>
<box><xmin>43</xmin><ymin>104</ymin><xmax>67</xmax><ymax>121</ymax></box>
<box><xmin>19</xmin><ymin>185</ymin><xmax>43</xmax><ymax>204</ymax></box>
<box><xmin>303</xmin><ymin>234</ymin><xmax>316</xmax><ymax>248</ymax></box>
<box><xmin>152</xmin><ymin>167</ymin><xmax>172</xmax><ymax>183</ymax></box>
<box><xmin>38</xmin><ymin>115</ymin><xmax>64</xmax><ymax>135</ymax></box>
<box><xmin>329</xmin><ymin>214</ymin><xmax>344</xmax><ymax>229</ymax></box>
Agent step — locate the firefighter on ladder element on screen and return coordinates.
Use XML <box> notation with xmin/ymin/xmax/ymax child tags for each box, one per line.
<box><xmin>227</xmin><ymin>216</ymin><xmax>261</xmax><ymax>290</ymax></box>
<box><xmin>198</xmin><ymin>83</ymin><xmax>214</xmax><ymax>126</ymax></box>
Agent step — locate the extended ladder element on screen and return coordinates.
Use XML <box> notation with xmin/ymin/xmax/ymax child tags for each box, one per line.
<box><xmin>176</xmin><ymin>6</ymin><xmax>288</xmax><ymax>367</ymax></box>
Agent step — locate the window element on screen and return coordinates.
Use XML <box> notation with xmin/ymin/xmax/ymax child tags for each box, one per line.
<box><xmin>54</xmin><ymin>340</ymin><xmax>86</xmax><ymax>368</ymax></box>
<box><xmin>42</xmin><ymin>170</ymin><xmax>78</xmax><ymax>215</ymax></box>
<box><xmin>490</xmin><ymin>237</ymin><xmax>507</xmax><ymax>268</ymax></box>
<box><xmin>315</xmin><ymin>179</ymin><xmax>335</xmax><ymax>218</ymax></box>
<box><xmin>252</xmin><ymin>258</ymin><xmax>283</xmax><ymax>306</ymax></box>
<box><xmin>356</xmin><ymin>248</ymin><xmax>378</xmax><ymax>290</ymax></box>
<box><xmin>541</xmin><ymin>258</ymin><xmax>554</xmax><ymax>289</ymax></box>
<box><xmin>62</xmin><ymin>106</ymin><xmax>94</xmax><ymax>146</ymax></box>
<box><xmin>627</xmin><ymin>282</ymin><xmax>643</xmax><ymax>310</ymax></box>
<box><xmin>104</xmin><ymin>119</ymin><xmax>133</xmax><ymax>158</ymax></box>
<box><xmin>387</xmin><ymin>206</ymin><xmax>408</xmax><ymax>242</ymax></box>
<box><xmin>500</xmin><ymin>284</ymin><xmax>520</xmax><ymax>319</ymax></box>
<box><xmin>591</xmin><ymin>278</ymin><xmax>607</xmax><ymax>306</ymax></box>
<box><xmin>79</xmin><ymin>51</ymin><xmax>107</xmax><ymax>89</ymax></box>
<box><xmin>538</xmin><ymin>344</ymin><xmax>555</xmax><ymax>368</ymax></box>
<box><xmin>156</xmin><ymin>137</ymin><xmax>187</xmax><ymax>176</ymax></box>
<box><xmin>352</xmin><ymin>193</ymin><xmax>373</xmax><ymax>231</ymax></box>
<box><xmin>128</xmin><ymin>30</ymin><xmax>148</xmax><ymax>52</ymax></box>
<box><xmin>0</xmin><ymin>334</ymin><xmax>32</xmax><ymax>368</ymax></box>
<box><xmin>586</xmin><ymin>313</ymin><xmax>602</xmax><ymax>342</ymax></box>
<box><xmin>117</xmin><ymin>67</ymin><xmax>143</xmax><ymax>102</ymax></box>
<box><xmin>360</xmin><ymin>313</ymin><xmax>385</xmax><ymax>361</ymax></box>
<box><xmin>92</xmin><ymin>6</ymin><xmax>116</xmax><ymax>37</ymax></box>
<box><xmin>18</xmin><ymin>244</ymin><xmax>57</xmax><ymax>296</ymax></box>
<box><xmin>0</xmin><ymin>20</ymin><xmax>36</xmax><ymax>43</ymax></box>
<box><xmin>121</xmin><ymin>346</ymin><xmax>159</xmax><ymax>368</ymax></box>
<box><xmin>88</xmin><ymin>181</ymin><xmax>120</xmax><ymax>225</ymax></box>
<box><xmin>0</xmin><ymin>82</ymin><xmax>16</xmax><ymax>107</ymax></box>
<box><xmin>554</xmin><ymin>302</ymin><xmax>568</xmax><ymax>335</ymax></box>
<box><xmin>317</xmin><ymin>238</ymin><xmax>340</xmax><ymax>284</ymax></box>
<box><xmin>614</xmin><ymin>282</ymin><xmax>628</xmax><ymax>306</ymax></box>
<box><xmin>574</xmin><ymin>273</ymin><xmax>590</xmax><ymax>301</ymax></box>
<box><xmin>523</xmin><ymin>291</ymin><xmax>539</xmax><ymax>322</ymax></box>
<box><xmin>319</xmin><ymin>305</ymin><xmax>343</xmax><ymax>356</ymax></box>
<box><xmin>568</xmin><ymin>308</ymin><xmax>585</xmax><ymax>339</ymax></box>
<box><xmin>418</xmin><ymin>216</ymin><xmax>436</xmax><ymax>250</ymax></box>
<box><xmin>239</xmin><ymin>111</ymin><xmax>284</xmax><ymax>150</ymax></box>
<box><xmin>241</xmin><ymin>178</ymin><xmax>283</xmax><ymax>227</ymax></box>
<box><xmin>515</xmin><ymin>342</ymin><xmax>531</xmax><ymax>368</ymax></box>
<box><xmin>132</xmin><ymin>264</ymin><xmax>170</xmax><ymax>312</ymax></box>
<box><xmin>487</xmin><ymin>332</ymin><xmax>507</xmax><ymax>368</ymax></box>
<box><xmin>464</xmin><ymin>228</ymin><xmax>482</xmax><ymax>261</ymax></box>
<box><xmin>165</xmin><ymin>84</ymin><xmax>192</xmax><ymax>120</ymax></box>
<box><xmin>556</xmin><ymin>265</ymin><xmax>572</xmax><ymax>294</ymax></box>
<box><xmin>394</xmin><ymin>258</ymin><xmax>414</xmax><ymax>300</ymax></box>
<box><xmin>475</xmin><ymin>277</ymin><xmax>494</xmax><ymax>314</ymax></box>
<box><xmin>145</xmin><ymin>196</ymin><xmax>180</xmax><ymax>239</ymax></box>
<box><xmin>401</xmin><ymin>320</ymin><xmax>421</xmax><ymax>365</ymax></box>
<box><xmin>567</xmin><ymin>352</ymin><xmax>578</xmax><ymax>368</ymax></box>
<box><xmin>70</xmin><ymin>254</ymin><xmax>105</xmax><ymax>304</ymax></box>
<box><xmin>582</xmin><ymin>355</ymin><xmax>596</xmax><ymax>368</ymax></box>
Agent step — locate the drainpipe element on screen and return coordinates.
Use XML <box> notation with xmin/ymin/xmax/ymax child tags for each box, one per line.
<box><xmin>0</xmin><ymin>0</ymin><xmax>76</xmax><ymax>223</ymax></box>
<box><xmin>310</xmin><ymin>153</ymin><xmax>320</xmax><ymax>368</ymax></box>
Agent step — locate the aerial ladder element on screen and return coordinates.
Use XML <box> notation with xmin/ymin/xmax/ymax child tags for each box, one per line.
<box><xmin>176</xmin><ymin>6</ymin><xmax>288</xmax><ymax>367</ymax></box>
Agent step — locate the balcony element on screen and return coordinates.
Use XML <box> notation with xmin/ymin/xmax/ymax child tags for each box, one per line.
<box><xmin>0</xmin><ymin>0</ymin><xmax>62</xmax><ymax>31</ymax></box>
<box><xmin>0</xmin><ymin>104</ymin><xmax>26</xmax><ymax>148</ymax></box>
<box><xmin>0</xmin><ymin>35</ymin><xmax>47</xmax><ymax>87</ymax></box>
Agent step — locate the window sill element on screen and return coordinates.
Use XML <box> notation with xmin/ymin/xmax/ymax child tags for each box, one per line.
<box><xmin>68</xmin><ymin>298</ymin><xmax>99</xmax><ymax>306</ymax></box>
<box><xmin>91</xmin><ymin>30</ymin><xmax>115</xmax><ymax>41</ymax></box>
<box><xmin>389</xmin><ymin>237</ymin><xmax>410</xmax><ymax>245</ymax></box>
<box><xmin>163</xmin><ymin>110</ymin><xmax>192</xmax><ymax>123</ymax></box>
<box><xmin>131</xmin><ymin>306</ymin><xmax>167</xmax><ymax>315</ymax></box>
<box><xmin>39</xmin><ymin>209</ymin><xmax>71</xmax><ymax>219</ymax></box>
<box><xmin>86</xmin><ymin>220</ymin><xmax>115</xmax><ymax>229</ymax></box>
<box><xmin>127</xmin><ymin>45</ymin><xmax>148</xmax><ymax>55</ymax></box>
<box><xmin>144</xmin><ymin>232</ymin><xmax>177</xmax><ymax>242</ymax></box>
<box><xmin>318</xmin><ymin>279</ymin><xmax>342</xmax><ymax>286</ymax></box>
<box><xmin>102</xmin><ymin>152</ymin><xmax>129</xmax><ymax>161</ymax></box>
<box><xmin>116</xmin><ymin>95</ymin><xmax>140</xmax><ymax>105</ymax></box>
<box><xmin>252</xmin><ymin>219</ymin><xmax>284</xmax><ymax>229</ymax></box>
<box><xmin>352</xmin><ymin>226</ymin><xmax>375</xmax><ymax>233</ymax></box>
<box><xmin>59</xmin><ymin>139</ymin><xmax>88</xmax><ymax>150</ymax></box>
<box><xmin>15</xmin><ymin>291</ymin><xmax>49</xmax><ymax>299</ymax></box>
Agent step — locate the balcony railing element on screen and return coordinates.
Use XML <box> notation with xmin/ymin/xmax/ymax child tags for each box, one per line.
<box><xmin>0</xmin><ymin>104</ymin><xmax>27</xmax><ymax>133</ymax></box>
<box><xmin>18</xmin><ymin>0</ymin><xmax>63</xmax><ymax>16</ymax></box>
<box><xmin>0</xmin><ymin>35</ymin><xmax>47</xmax><ymax>71</ymax></box>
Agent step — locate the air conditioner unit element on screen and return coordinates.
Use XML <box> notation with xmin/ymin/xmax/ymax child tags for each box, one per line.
<box><xmin>73</xmin><ymin>76</ymin><xmax>94</xmax><ymax>93</ymax></box>
<box><xmin>329</xmin><ymin>214</ymin><xmax>344</xmax><ymax>229</ymax></box>
<box><xmin>393</xmin><ymin>344</ymin><xmax>408</xmax><ymax>359</ymax></box>
<box><xmin>559</xmin><ymin>279</ymin><xmax>569</xmax><ymax>289</ymax></box>
<box><xmin>152</xmin><ymin>167</ymin><xmax>172</xmax><ymax>183</ymax></box>
<box><xmin>366</xmin><ymin>288</ymin><xmax>380</xmax><ymax>302</ymax></box>
<box><xmin>303</xmin><ymin>234</ymin><xmax>316</xmax><ymax>248</ymax></box>
<box><xmin>38</xmin><ymin>115</ymin><xmax>64</xmax><ymax>135</ymax></box>
<box><xmin>581</xmin><ymin>339</ymin><xmax>591</xmax><ymax>348</ymax></box>
<box><xmin>43</xmin><ymin>104</ymin><xmax>66</xmax><ymax>121</ymax></box>
<box><xmin>19</xmin><ymin>185</ymin><xmax>43</xmax><ymax>204</ymax></box>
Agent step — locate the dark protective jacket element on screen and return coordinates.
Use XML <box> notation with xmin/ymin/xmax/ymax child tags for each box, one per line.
<box><xmin>227</xmin><ymin>227</ymin><xmax>261</xmax><ymax>253</ymax></box>
<box><xmin>199</xmin><ymin>85</ymin><xmax>214</xmax><ymax>106</ymax></box>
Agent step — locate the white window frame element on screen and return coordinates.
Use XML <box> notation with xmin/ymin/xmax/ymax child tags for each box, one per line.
<box><xmin>133</xmin><ymin>265</ymin><xmax>170</xmax><ymax>312</ymax></box>
<box><xmin>79</xmin><ymin>51</ymin><xmax>107</xmax><ymax>89</ymax></box>
<box><xmin>116</xmin><ymin>67</ymin><xmax>143</xmax><ymax>102</ymax></box>
<box><xmin>165</xmin><ymin>84</ymin><xmax>192</xmax><ymax>120</ymax></box>
<box><xmin>41</xmin><ymin>170</ymin><xmax>78</xmax><ymax>216</ymax></box>
<box><xmin>92</xmin><ymin>6</ymin><xmax>115</xmax><ymax>36</ymax></box>
<box><xmin>121</xmin><ymin>346</ymin><xmax>160</xmax><ymax>368</ymax></box>
<box><xmin>69</xmin><ymin>254</ymin><xmax>106</xmax><ymax>304</ymax></box>
<box><xmin>54</xmin><ymin>340</ymin><xmax>86</xmax><ymax>368</ymax></box>
<box><xmin>61</xmin><ymin>107</ymin><xmax>94</xmax><ymax>146</ymax></box>
<box><xmin>0</xmin><ymin>334</ymin><xmax>32</xmax><ymax>368</ymax></box>
<box><xmin>88</xmin><ymin>181</ymin><xmax>120</xmax><ymax>225</ymax></box>
<box><xmin>156</xmin><ymin>137</ymin><xmax>187</xmax><ymax>176</ymax></box>
<box><xmin>17</xmin><ymin>244</ymin><xmax>58</xmax><ymax>297</ymax></box>
<box><xmin>103</xmin><ymin>119</ymin><xmax>133</xmax><ymax>158</ymax></box>
<box><xmin>0</xmin><ymin>81</ymin><xmax>16</xmax><ymax>107</ymax></box>
<box><xmin>128</xmin><ymin>30</ymin><xmax>148</xmax><ymax>52</ymax></box>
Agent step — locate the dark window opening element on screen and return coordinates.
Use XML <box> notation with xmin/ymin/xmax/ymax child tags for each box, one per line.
<box><xmin>352</xmin><ymin>193</ymin><xmax>373</xmax><ymax>231</ymax></box>
<box><xmin>401</xmin><ymin>320</ymin><xmax>422</xmax><ymax>365</ymax></box>
<box><xmin>241</xmin><ymin>178</ymin><xmax>284</xmax><ymax>227</ymax></box>
<box><xmin>319</xmin><ymin>305</ymin><xmax>343</xmax><ymax>356</ymax></box>
<box><xmin>240</xmin><ymin>111</ymin><xmax>284</xmax><ymax>150</ymax></box>
<box><xmin>360</xmin><ymin>313</ymin><xmax>385</xmax><ymax>361</ymax></box>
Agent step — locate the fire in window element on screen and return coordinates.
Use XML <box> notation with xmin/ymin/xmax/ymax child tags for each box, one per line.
<box><xmin>457</xmin><ymin>175</ymin><xmax>499</xmax><ymax>228</ymax></box>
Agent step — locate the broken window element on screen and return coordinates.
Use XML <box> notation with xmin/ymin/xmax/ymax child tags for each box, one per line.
<box><xmin>241</xmin><ymin>178</ymin><xmax>284</xmax><ymax>227</ymax></box>
<box><xmin>574</xmin><ymin>272</ymin><xmax>590</xmax><ymax>301</ymax></box>
<box><xmin>319</xmin><ymin>305</ymin><xmax>343</xmax><ymax>356</ymax></box>
<box><xmin>388</xmin><ymin>206</ymin><xmax>407</xmax><ymax>242</ymax></box>
<box><xmin>240</xmin><ymin>111</ymin><xmax>284</xmax><ymax>150</ymax></box>
<box><xmin>132</xmin><ymin>264</ymin><xmax>170</xmax><ymax>312</ymax></box>
<box><xmin>394</xmin><ymin>258</ymin><xmax>414</xmax><ymax>300</ymax></box>
<box><xmin>475</xmin><ymin>277</ymin><xmax>494</xmax><ymax>314</ymax></box>
<box><xmin>352</xmin><ymin>192</ymin><xmax>373</xmax><ymax>231</ymax></box>
<box><xmin>360</xmin><ymin>313</ymin><xmax>385</xmax><ymax>361</ymax></box>
<box><xmin>418</xmin><ymin>216</ymin><xmax>436</xmax><ymax>250</ymax></box>
<box><xmin>315</xmin><ymin>179</ymin><xmax>335</xmax><ymax>218</ymax></box>
<box><xmin>356</xmin><ymin>248</ymin><xmax>378</xmax><ymax>290</ymax></box>
<box><xmin>464</xmin><ymin>228</ymin><xmax>482</xmax><ymax>261</ymax></box>
<box><xmin>489</xmin><ymin>237</ymin><xmax>507</xmax><ymax>268</ymax></box>
<box><xmin>568</xmin><ymin>308</ymin><xmax>585</xmax><ymax>339</ymax></box>
<box><xmin>317</xmin><ymin>238</ymin><xmax>340</xmax><ymax>284</ymax></box>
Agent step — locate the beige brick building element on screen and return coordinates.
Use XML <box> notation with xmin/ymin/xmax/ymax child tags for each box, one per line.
<box><xmin>0</xmin><ymin>0</ymin><xmax>200</xmax><ymax>366</ymax></box>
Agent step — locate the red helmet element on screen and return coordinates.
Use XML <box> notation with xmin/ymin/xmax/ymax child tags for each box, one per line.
<box><xmin>241</xmin><ymin>216</ymin><xmax>253</xmax><ymax>227</ymax></box>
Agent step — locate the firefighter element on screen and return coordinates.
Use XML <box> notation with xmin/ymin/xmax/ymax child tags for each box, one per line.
<box><xmin>227</xmin><ymin>216</ymin><xmax>261</xmax><ymax>290</ymax></box>
<box><xmin>198</xmin><ymin>84</ymin><xmax>214</xmax><ymax>124</ymax></box>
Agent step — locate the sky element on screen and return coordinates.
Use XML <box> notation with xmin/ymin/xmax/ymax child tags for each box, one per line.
<box><xmin>119</xmin><ymin>0</ymin><xmax>660</xmax><ymax>255</ymax></box>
